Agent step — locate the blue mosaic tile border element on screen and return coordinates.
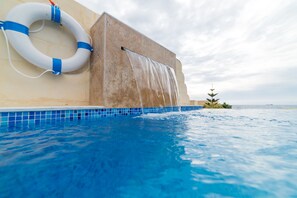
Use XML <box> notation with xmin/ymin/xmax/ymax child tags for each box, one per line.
<box><xmin>0</xmin><ymin>106</ymin><xmax>202</xmax><ymax>129</ymax></box>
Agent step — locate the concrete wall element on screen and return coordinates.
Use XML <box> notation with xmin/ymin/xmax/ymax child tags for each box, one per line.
<box><xmin>0</xmin><ymin>0</ymin><xmax>99</xmax><ymax>107</ymax></box>
<box><xmin>190</xmin><ymin>100</ymin><xmax>207</xmax><ymax>106</ymax></box>
<box><xmin>176</xmin><ymin>59</ymin><xmax>190</xmax><ymax>105</ymax></box>
<box><xmin>90</xmin><ymin>13</ymin><xmax>177</xmax><ymax>108</ymax></box>
<box><xmin>1</xmin><ymin>1</ymin><xmax>191</xmax><ymax>108</ymax></box>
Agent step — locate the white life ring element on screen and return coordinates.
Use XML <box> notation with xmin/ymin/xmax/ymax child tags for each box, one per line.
<box><xmin>2</xmin><ymin>3</ymin><xmax>93</xmax><ymax>75</ymax></box>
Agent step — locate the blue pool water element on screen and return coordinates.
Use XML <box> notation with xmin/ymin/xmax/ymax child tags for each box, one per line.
<box><xmin>1</xmin><ymin>108</ymin><xmax>297</xmax><ymax>197</ymax></box>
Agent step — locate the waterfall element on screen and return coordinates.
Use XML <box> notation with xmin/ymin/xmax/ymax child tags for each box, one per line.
<box><xmin>125</xmin><ymin>49</ymin><xmax>180</xmax><ymax>112</ymax></box>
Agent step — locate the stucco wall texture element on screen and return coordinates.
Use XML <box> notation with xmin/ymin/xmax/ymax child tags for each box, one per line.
<box><xmin>0</xmin><ymin>0</ymin><xmax>99</xmax><ymax>107</ymax></box>
<box><xmin>1</xmin><ymin>0</ymin><xmax>190</xmax><ymax>108</ymax></box>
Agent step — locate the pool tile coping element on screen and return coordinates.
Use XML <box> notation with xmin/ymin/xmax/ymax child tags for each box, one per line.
<box><xmin>0</xmin><ymin>106</ymin><xmax>203</xmax><ymax>129</ymax></box>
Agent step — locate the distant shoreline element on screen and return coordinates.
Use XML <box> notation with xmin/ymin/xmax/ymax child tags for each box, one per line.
<box><xmin>232</xmin><ymin>105</ymin><xmax>297</xmax><ymax>109</ymax></box>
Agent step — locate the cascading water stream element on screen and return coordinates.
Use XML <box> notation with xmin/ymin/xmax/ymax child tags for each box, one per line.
<box><xmin>124</xmin><ymin>48</ymin><xmax>180</xmax><ymax>113</ymax></box>
<box><xmin>169</xmin><ymin>67</ymin><xmax>181</xmax><ymax>112</ymax></box>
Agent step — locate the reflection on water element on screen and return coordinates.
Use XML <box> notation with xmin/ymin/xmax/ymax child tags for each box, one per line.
<box><xmin>1</xmin><ymin>108</ymin><xmax>297</xmax><ymax>197</ymax></box>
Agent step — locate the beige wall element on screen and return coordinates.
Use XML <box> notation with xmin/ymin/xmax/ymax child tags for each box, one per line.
<box><xmin>90</xmin><ymin>13</ymin><xmax>177</xmax><ymax>108</ymax></box>
<box><xmin>0</xmin><ymin>0</ymin><xmax>99</xmax><ymax>107</ymax></box>
<box><xmin>175</xmin><ymin>59</ymin><xmax>190</xmax><ymax>105</ymax></box>
<box><xmin>1</xmin><ymin>1</ymin><xmax>192</xmax><ymax>108</ymax></box>
<box><xmin>190</xmin><ymin>100</ymin><xmax>206</xmax><ymax>106</ymax></box>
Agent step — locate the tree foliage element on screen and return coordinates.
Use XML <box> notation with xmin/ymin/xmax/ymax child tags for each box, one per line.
<box><xmin>203</xmin><ymin>87</ymin><xmax>232</xmax><ymax>109</ymax></box>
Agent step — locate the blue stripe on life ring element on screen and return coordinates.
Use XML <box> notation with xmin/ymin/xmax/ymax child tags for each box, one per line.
<box><xmin>51</xmin><ymin>5</ymin><xmax>61</xmax><ymax>24</ymax></box>
<box><xmin>51</xmin><ymin>6</ymin><xmax>54</xmax><ymax>21</ymax></box>
<box><xmin>77</xmin><ymin>42</ymin><xmax>93</xmax><ymax>52</ymax></box>
<box><xmin>3</xmin><ymin>21</ymin><xmax>29</xmax><ymax>35</ymax></box>
<box><xmin>52</xmin><ymin>58</ymin><xmax>62</xmax><ymax>75</ymax></box>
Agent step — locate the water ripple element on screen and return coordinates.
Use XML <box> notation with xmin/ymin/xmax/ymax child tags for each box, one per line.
<box><xmin>1</xmin><ymin>109</ymin><xmax>297</xmax><ymax>197</ymax></box>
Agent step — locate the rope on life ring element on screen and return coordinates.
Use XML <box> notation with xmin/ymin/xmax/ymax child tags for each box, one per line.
<box><xmin>1</xmin><ymin>2</ymin><xmax>93</xmax><ymax>77</ymax></box>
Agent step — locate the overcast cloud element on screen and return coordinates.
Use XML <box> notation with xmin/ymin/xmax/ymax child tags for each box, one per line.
<box><xmin>76</xmin><ymin>0</ymin><xmax>297</xmax><ymax>105</ymax></box>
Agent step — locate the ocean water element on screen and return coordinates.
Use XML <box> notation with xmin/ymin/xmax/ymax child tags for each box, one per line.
<box><xmin>1</xmin><ymin>107</ymin><xmax>297</xmax><ymax>197</ymax></box>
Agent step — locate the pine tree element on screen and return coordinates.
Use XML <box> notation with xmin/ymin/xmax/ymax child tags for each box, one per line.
<box><xmin>205</xmin><ymin>87</ymin><xmax>219</xmax><ymax>108</ymax></box>
<box><xmin>204</xmin><ymin>85</ymin><xmax>232</xmax><ymax>109</ymax></box>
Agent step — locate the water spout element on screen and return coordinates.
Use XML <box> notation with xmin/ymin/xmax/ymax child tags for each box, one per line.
<box><xmin>123</xmin><ymin>47</ymin><xmax>180</xmax><ymax>113</ymax></box>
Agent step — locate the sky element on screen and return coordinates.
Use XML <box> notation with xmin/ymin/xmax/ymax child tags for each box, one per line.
<box><xmin>76</xmin><ymin>0</ymin><xmax>297</xmax><ymax>105</ymax></box>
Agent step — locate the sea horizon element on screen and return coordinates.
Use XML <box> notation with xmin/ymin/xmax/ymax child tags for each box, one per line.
<box><xmin>232</xmin><ymin>104</ymin><xmax>297</xmax><ymax>109</ymax></box>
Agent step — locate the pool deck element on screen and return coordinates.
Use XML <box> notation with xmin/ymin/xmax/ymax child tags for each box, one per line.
<box><xmin>0</xmin><ymin>106</ymin><xmax>105</xmax><ymax>113</ymax></box>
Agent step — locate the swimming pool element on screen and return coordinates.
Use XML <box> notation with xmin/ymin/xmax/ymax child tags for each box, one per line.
<box><xmin>1</xmin><ymin>108</ymin><xmax>297</xmax><ymax>197</ymax></box>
